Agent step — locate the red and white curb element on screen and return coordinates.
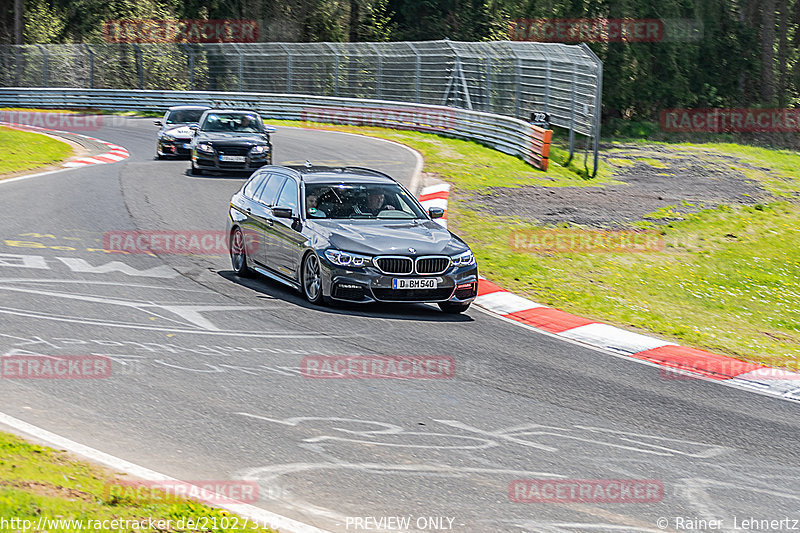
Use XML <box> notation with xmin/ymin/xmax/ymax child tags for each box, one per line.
<box><xmin>417</xmin><ymin>182</ymin><xmax>800</xmax><ymax>403</ymax></box>
<box><xmin>418</xmin><ymin>184</ymin><xmax>449</xmax><ymax>228</ymax></box>
<box><xmin>0</xmin><ymin>121</ymin><xmax>129</xmax><ymax>168</ymax></box>
<box><xmin>63</xmin><ymin>136</ymin><xmax>129</xmax><ymax>167</ymax></box>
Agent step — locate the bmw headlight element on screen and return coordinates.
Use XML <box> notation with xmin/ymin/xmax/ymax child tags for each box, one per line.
<box><xmin>196</xmin><ymin>143</ymin><xmax>214</xmax><ymax>153</ymax></box>
<box><xmin>324</xmin><ymin>249</ymin><xmax>371</xmax><ymax>268</ymax></box>
<box><xmin>249</xmin><ymin>145</ymin><xmax>268</xmax><ymax>155</ymax></box>
<box><xmin>451</xmin><ymin>249</ymin><xmax>475</xmax><ymax>267</ymax></box>
<box><xmin>161</xmin><ymin>133</ymin><xmax>176</xmax><ymax>142</ymax></box>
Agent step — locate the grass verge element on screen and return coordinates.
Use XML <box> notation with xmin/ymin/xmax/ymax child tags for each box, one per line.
<box><xmin>0</xmin><ymin>125</ymin><xmax>73</xmax><ymax>177</ymax></box>
<box><xmin>0</xmin><ymin>431</ymin><xmax>277</xmax><ymax>532</ymax></box>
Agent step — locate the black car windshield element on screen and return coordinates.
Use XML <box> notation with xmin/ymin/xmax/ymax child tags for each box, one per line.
<box><xmin>201</xmin><ymin>113</ymin><xmax>262</xmax><ymax>133</ymax></box>
<box><xmin>305</xmin><ymin>182</ymin><xmax>427</xmax><ymax>220</ymax></box>
<box><xmin>165</xmin><ymin>109</ymin><xmax>206</xmax><ymax>124</ymax></box>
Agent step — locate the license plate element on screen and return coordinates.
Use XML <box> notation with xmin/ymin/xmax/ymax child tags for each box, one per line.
<box><xmin>392</xmin><ymin>278</ymin><xmax>437</xmax><ymax>290</ymax></box>
<box><xmin>219</xmin><ymin>155</ymin><xmax>246</xmax><ymax>162</ymax></box>
<box><xmin>182</xmin><ymin>143</ymin><xmax>192</xmax><ymax>149</ymax></box>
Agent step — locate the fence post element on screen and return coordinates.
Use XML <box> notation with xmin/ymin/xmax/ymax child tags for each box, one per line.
<box><xmin>36</xmin><ymin>45</ymin><xmax>48</xmax><ymax>87</ymax></box>
<box><xmin>83</xmin><ymin>44</ymin><xmax>94</xmax><ymax>89</ymax></box>
<box><xmin>580</xmin><ymin>43</ymin><xmax>603</xmax><ymax>178</ymax></box>
<box><xmin>407</xmin><ymin>42</ymin><xmax>421</xmax><ymax>103</ymax></box>
<box><xmin>368</xmin><ymin>43</ymin><xmax>382</xmax><ymax>99</ymax></box>
<box><xmin>567</xmin><ymin>64</ymin><xmax>577</xmax><ymax>163</ymax></box>
<box><xmin>544</xmin><ymin>58</ymin><xmax>551</xmax><ymax>114</ymax></box>
<box><xmin>514</xmin><ymin>56</ymin><xmax>522</xmax><ymax>119</ymax></box>
<box><xmin>133</xmin><ymin>44</ymin><xmax>143</xmax><ymax>89</ymax></box>
<box><xmin>485</xmin><ymin>56</ymin><xmax>492</xmax><ymax>112</ymax></box>
<box><xmin>278</xmin><ymin>44</ymin><xmax>292</xmax><ymax>93</ymax></box>
<box><xmin>181</xmin><ymin>44</ymin><xmax>195</xmax><ymax>90</ymax></box>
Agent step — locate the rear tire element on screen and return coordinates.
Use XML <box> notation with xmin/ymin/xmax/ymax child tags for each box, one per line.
<box><xmin>438</xmin><ymin>301</ymin><xmax>471</xmax><ymax>314</ymax></box>
<box><xmin>229</xmin><ymin>227</ymin><xmax>251</xmax><ymax>277</ymax></box>
<box><xmin>301</xmin><ymin>252</ymin><xmax>326</xmax><ymax>305</ymax></box>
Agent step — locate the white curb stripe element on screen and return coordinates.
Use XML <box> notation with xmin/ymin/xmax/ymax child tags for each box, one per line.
<box><xmin>419</xmin><ymin>198</ymin><xmax>448</xmax><ymax>210</ymax></box>
<box><xmin>474</xmin><ymin>291</ymin><xmax>545</xmax><ymax>315</ymax></box>
<box><xmin>559</xmin><ymin>323</ymin><xmax>677</xmax><ymax>355</ymax></box>
<box><xmin>0</xmin><ymin>412</ymin><xmax>333</xmax><ymax>533</ymax></box>
<box><xmin>419</xmin><ymin>183</ymin><xmax>451</xmax><ymax>195</ymax></box>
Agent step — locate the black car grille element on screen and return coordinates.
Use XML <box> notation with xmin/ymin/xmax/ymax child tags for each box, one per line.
<box><xmin>375</xmin><ymin>257</ymin><xmax>413</xmax><ymax>275</ymax></box>
<box><xmin>415</xmin><ymin>257</ymin><xmax>450</xmax><ymax>275</ymax></box>
<box><xmin>372</xmin><ymin>287</ymin><xmax>454</xmax><ymax>302</ymax></box>
<box><xmin>216</xmin><ymin>145</ymin><xmax>250</xmax><ymax>156</ymax></box>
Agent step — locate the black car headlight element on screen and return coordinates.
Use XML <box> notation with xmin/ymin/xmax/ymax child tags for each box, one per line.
<box><xmin>451</xmin><ymin>250</ymin><xmax>475</xmax><ymax>267</ymax></box>
<box><xmin>196</xmin><ymin>143</ymin><xmax>214</xmax><ymax>153</ymax></box>
<box><xmin>324</xmin><ymin>249</ymin><xmax>372</xmax><ymax>268</ymax></box>
<box><xmin>249</xmin><ymin>145</ymin><xmax>268</xmax><ymax>155</ymax></box>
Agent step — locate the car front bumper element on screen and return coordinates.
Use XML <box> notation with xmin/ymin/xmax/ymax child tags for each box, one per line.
<box><xmin>158</xmin><ymin>138</ymin><xmax>193</xmax><ymax>156</ymax></box>
<box><xmin>193</xmin><ymin>151</ymin><xmax>271</xmax><ymax>172</ymax></box>
<box><xmin>320</xmin><ymin>261</ymin><xmax>479</xmax><ymax>304</ymax></box>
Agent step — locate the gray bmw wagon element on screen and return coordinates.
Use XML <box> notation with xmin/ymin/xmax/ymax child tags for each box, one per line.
<box><xmin>226</xmin><ymin>165</ymin><xmax>478</xmax><ymax>313</ymax></box>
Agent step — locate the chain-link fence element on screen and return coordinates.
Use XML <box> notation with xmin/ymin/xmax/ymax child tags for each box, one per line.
<box><xmin>0</xmin><ymin>40</ymin><xmax>602</xmax><ymax>173</ymax></box>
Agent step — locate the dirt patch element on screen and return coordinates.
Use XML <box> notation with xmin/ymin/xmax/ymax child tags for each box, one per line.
<box><xmin>464</xmin><ymin>143</ymin><xmax>772</xmax><ymax>227</ymax></box>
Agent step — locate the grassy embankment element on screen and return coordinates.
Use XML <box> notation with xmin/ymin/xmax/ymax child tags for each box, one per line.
<box><xmin>270</xmin><ymin>119</ymin><xmax>800</xmax><ymax>370</ymax></box>
<box><xmin>0</xmin><ymin>124</ymin><xmax>73</xmax><ymax>177</ymax></box>
<box><xmin>0</xmin><ymin>431</ymin><xmax>277</xmax><ymax>532</ymax></box>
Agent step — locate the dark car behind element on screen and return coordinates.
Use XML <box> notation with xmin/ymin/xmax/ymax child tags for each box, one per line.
<box><xmin>190</xmin><ymin>110</ymin><xmax>274</xmax><ymax>175</ymax></box>
<box><xmin>155</xmin><ymin>105</ymin><xmax>210</xmax><ymax>158</ymax></box>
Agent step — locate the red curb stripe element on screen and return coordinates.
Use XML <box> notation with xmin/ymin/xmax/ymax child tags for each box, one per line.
<box><xmin>419</xmin><ymin>191</ymin><xmax>450</xmax><ymax>201</ymax></box>
<box><xmin>507</xmin><ymin>307</ymin><xmax>597</xmax><ymax>333</ymax></box>
<box><xmin>477</xmin><ymin>279</ymin><xmax>506</xmax><ymax>297</ymax></box>
<box><xmin>92</xmin><ymin>155</ymin><xmax>118</xmax><ymax>163</ymax></box>
<box><xmin>633</xmin><ymin>345</ymin><xmax>763</xmax><ymax>380</ymax></box>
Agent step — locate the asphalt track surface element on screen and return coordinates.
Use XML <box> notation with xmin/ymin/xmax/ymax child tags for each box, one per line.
<box><xmin>0</xmin><ymin>116</ymin><xmax>798</xmax><ymax>533</ymax></box>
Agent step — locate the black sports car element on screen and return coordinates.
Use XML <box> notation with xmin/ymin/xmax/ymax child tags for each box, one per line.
<box><xmin>190</xmin><ymin>110</ymin><xmax>274</xmax><ymax>175</ymax></box>
<box><xmin>226</xmin><ymin>165</ymin><xmax>479</xmax><ymax>313</ymax></box>
<box><xmin>155</xmin><ymin>105</ymin><xmax>210</xmax><ymax>158</ymax></box>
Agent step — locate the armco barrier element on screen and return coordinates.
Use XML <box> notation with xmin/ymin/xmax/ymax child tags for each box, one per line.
<box><xmin>0</xmin><ymin>88</ymin><xmax>553</xmax><ymax>171</ymax></box>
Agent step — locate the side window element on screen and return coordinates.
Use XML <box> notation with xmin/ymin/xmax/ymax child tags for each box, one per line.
<box><xmin>256</xmin><ymin>175</ymin><xmax>286</xmax><ymax>206</ymax></box>
<box><xmin>242</xmin><ymin>173</ymin><xmax>266</xmax><ymax>198</ymax></box>
<box><xmin>276</xmin><ymin>179</ymin><xmax>299</xmax><ymax>214</ymax></box>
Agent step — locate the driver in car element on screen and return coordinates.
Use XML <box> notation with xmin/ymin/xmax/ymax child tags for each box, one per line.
<box><xmin>365</xmin><ymin>191</ymin><xmax>395</xmax><ymax>215</ymax></box>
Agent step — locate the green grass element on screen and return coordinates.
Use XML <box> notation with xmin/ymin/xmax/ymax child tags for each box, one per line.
<box><xmin>0</xmin><ymin>431</ymin><xmax>277</xmax><ymax>532</ymax></box>
<box><xmin>0</xmin><ymin>125</ymin><xmax>73</xmax><ymax>176</ymax></box>
<box><xmin>454</xmin><ymin>201</ymin><xmax>800</xmax><ymax>369</ymax></box>
<box><xmin>267</xmin><ymin>119</ymin><xmax>800</xmax><ymax>369</ymax></box>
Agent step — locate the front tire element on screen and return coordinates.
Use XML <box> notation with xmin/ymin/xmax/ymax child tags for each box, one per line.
<box><xmin>438</xmin><ymin>301</ymin><xmax>471</xmax><ymax>314</ymax></box>
<box><xmin>301</xmin><ymin>252</ymin><xmax>325</xmax><ymax>305</ymax></box>
<box><xmin>190</xmin><ymin>160</ymin><xmax>203</xmax><ymax>175</ymax></box>
<box><xmin>229</xmin><ymin>227</ymin><xmax>251</xmax><ymax>277</ymax></box>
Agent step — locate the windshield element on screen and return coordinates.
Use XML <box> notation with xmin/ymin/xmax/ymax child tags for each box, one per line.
<box><xmin>165</xmin><ymin>109</ymin><xmax>206</xmax><ymax>125</ymax></box>
<box><xmin>200</xmin><ymin>113</ymin><xmax>262</xmax><ymax>133</ymax></box>
<box><xmin>304</xmin><ymin>182</ymin><xmax>427</xmax><ymax>220</ymax></box>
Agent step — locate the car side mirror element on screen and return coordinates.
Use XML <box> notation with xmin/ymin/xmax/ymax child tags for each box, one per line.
<box><xmin>189</xmin><ymin>123</ymin><xmax>199</xmax><ymax>131</ymax></box>
<box><xmin>154</xmin><ymin>120</ymin><xmax>162</xmax><ymax>126</ymax></box>
<box><xmin>273</xmin><ymin>206</ymin><xmax>295</xmax><ymax>219</ymax></box>
<box><xmin>428</xmin><ymin>207</ymin><xmax>445</xmax><ymax>219</ymax></box>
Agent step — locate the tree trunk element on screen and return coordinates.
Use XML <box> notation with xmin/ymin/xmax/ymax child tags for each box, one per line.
<box><xmin>776</xmin><ymin>0</ymin><xmax>788</xmax><ymax>106</ymax></box>
<box><xmin>760</xmin><ymin>0</ymin><xmax>776</xmax><ymax>105</ymax></box>
<box><xmin>14</xmin><ymin>0</ymin><xmax>23</xmax><ymax>44</ymax></box>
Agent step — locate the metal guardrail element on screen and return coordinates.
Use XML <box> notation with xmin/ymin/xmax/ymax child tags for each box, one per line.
<box><xmin>0</xmin><ymin>87</ymin><xmax>554</xmax><ymax>170</ymax></box>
